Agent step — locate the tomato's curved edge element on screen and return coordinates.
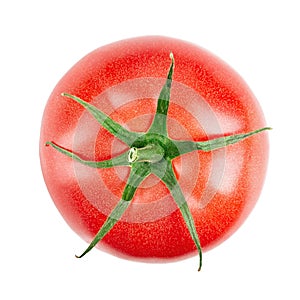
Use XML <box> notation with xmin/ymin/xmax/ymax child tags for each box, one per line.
<box><xmin>39</xmin><ymin>35</ymin><xmax>270</xmax><ymax>263</ymax></box>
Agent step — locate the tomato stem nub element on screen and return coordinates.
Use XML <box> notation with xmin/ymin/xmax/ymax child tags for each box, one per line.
<box><xmin>128</xmin><ymin>144</ymin><xmax>165</xmax><ymax>163</ymax></box>
<box><xmin>128</xmin><ymin>147</ymin><xmax>138</xmax><ymax>163</ymax></box>
<box><xmin>46</xmin><ymin>53</ymin><xmax>270</xmax><ymax>271</ymax></box>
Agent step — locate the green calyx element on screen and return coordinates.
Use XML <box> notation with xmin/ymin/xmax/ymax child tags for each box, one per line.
<box><xmin>46</xmin><ymin>52</ymin><xmax>271</xmax><ymax>271</ymax></box>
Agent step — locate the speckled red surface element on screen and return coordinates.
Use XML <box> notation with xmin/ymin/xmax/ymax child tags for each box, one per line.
<box><xmin>40</xmin><ymin>36</ymin><xmax>269</xmax><ymax>262</ymax></box>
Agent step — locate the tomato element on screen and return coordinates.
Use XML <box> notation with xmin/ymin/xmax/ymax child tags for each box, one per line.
<box><xmin>40</xmin><ymin>36</ymin><xmax>269</xmax><ymax>270</ymax></box>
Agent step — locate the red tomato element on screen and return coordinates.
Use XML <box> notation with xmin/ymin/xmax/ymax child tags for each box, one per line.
<box><xmin>40</xmin><ymin>36</ymin><xmax>269</xmax><ymax>267</ymax></box>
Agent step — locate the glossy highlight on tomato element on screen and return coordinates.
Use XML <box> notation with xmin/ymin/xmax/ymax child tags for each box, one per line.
<box><xmin>40</xmin><ymin>36</ymin><xmax>269</xmax><ymax>270</ymax></box>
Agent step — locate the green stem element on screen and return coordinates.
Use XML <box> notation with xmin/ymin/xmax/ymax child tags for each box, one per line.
<box><xmin>148</xmin><ymin>53</ymin><xmax>174</xmax><ymax>136</ymax></box>
<box><xmin>45</xmin><ymin>141</ymin><xmax>131</xmax><ymax>168</ymax></box>
<box><xmin>172</xmin><ymin>127</ymin><xmax>271</xmax><ymax>158</ymax></box>
<box><xmin>75</xmin><ymin>163</ymin><xmax>151</xmax><ymax>258</ymax></box>
<box><xmin>196</xmin><ymin>127</ymin><xmax>272</xmax><ymax>152</ymax></box>
<box><xmin>75</xmin><ymin>198</ymin><xmax>131</xmax><ymax>258</ymax></box>
<box><xmin>152</xmin><ymin>161</ymin><xmax>202</xmax><ymax>271</ymax></box>
<box><xmin>62</xmin><ymin>93</ymin><xmax>142</xmax><ymax>146</ymax></box>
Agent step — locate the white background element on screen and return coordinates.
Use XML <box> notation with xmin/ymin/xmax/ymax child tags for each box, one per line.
<box><xmin>1</xmin><ymin>0</ymin><xmax>299</xmax><ymax>299</ymax></box>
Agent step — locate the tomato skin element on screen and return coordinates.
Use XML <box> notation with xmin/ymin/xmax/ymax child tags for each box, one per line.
<box><xmin>40</xmin><ymin>36</ymin><xmax>268</xmax><ymax>261</ymax></box>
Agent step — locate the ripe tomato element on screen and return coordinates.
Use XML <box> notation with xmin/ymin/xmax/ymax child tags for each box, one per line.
<box><xmin>40</xmin><ymin>36</ymin><xmax>269</xmax><ymax>269</ymax></box>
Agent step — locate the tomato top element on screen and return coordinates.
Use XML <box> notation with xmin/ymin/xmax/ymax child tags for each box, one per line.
<box><xmin>40</xmin><ymin>36</ymin><xmax>269</xmax><ymax>270</ymax></box>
